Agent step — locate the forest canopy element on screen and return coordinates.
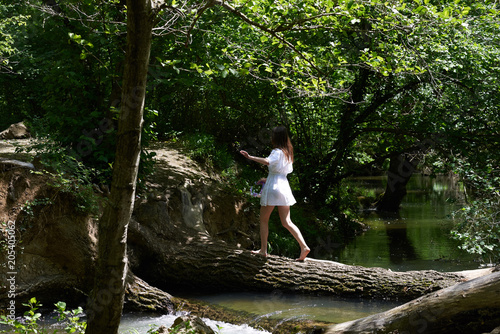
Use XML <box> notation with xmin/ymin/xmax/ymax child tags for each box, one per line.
<box><xmin>1</xmin><ymin>0</ymin><xmax>499</xmax><ymax>263</ymax></box>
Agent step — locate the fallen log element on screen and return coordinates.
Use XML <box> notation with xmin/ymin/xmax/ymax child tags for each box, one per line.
<box><xmin>325</xmin><ymin>271</ymin><xmax>500</xmax><ymax>334</ymax></box>
<box><xmin>127</xmin><ymin>208</ymin><xmax>480</xmax><ymax>301</ymax></box>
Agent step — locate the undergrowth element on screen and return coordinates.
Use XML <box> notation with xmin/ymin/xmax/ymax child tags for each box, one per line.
<box><xmin>0</xmin><ymin>298</ymin><xmax>86</xmax><ymax>334</ymax></box>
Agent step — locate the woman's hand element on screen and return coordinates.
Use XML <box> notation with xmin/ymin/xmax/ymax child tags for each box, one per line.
<box><xmin>240</xmin><ymin>150</ymin><xmax>250</xmax><ymax>159</ymax></box>
<box><xmin>240</xmin><ymin>150</ymin><xmax>269</xmax><ymax>165</ymax></box>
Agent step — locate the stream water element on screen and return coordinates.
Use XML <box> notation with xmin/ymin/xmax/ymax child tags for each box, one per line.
<box><xmin>118</xmin><ymin>293</ymin><xmax>401</xmax><ymax>333</ymax></box>
<box><xmin>118</xmin><ymin>312</ymin><xmax>270</xmax><ymax>334</ymax></box>
<box><xmin>330</xmin><ymin>174</ymin><xmax>477</xmax><ymax>272</ymax></box>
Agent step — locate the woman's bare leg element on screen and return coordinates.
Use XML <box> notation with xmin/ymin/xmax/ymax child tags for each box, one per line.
<box><xmin>277</xmin><ymin>206</ymin><xmax>310</xmax><ymax>261</ymax></box>
<box><xmin>252</xmin><ymin>205</ymin><xmax>274</xmax><ymax>257</ymax></box>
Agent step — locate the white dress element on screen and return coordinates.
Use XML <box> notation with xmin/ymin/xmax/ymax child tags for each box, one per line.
<box><xmin>260</xmin><ymin>149</ymin><xmax>296</xmax><ymax>206</ymax></box>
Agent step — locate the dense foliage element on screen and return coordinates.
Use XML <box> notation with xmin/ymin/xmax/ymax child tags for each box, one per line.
<box><xmin>0</xmin><ymin>0</ymin><xmax>499</xmax><ymax>262</ymax></box>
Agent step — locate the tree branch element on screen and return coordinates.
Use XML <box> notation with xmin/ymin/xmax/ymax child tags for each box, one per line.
<box><xmin>215</xmin><ymin>0</ymin><xmax>325</xmax><ymax>76</ymax></box>
<box><xmin>184</xmin><ymin>0</ymin><xmax>217</xmax><ymax>47</ymax></box>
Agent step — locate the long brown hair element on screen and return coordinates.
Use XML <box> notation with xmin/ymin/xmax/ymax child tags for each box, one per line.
<box><xmin>271</xmin><ymin>126</ymin><xmax>294</xmax><ymax>162</ymax></box>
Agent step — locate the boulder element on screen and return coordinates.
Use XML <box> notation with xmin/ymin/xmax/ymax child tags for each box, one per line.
<box><xmin>0</xmin><ymin>168</ymin><xmax>175</xmax><ymax>314</ymax></box>
<box><xmin>169</xmin><ymin>315</ymin><xmax>216</xmax><ymax>334</ymax></box>
<box><xmin>0</xmin><ymin>122</ymin><xmax>30</xmax><ymax>139</ymax></box>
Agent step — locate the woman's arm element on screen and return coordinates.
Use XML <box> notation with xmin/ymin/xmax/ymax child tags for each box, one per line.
<box><xmin>240</xmin><ymin>150</ymin><xmax>269</xmax><ymax>166</ymax></box>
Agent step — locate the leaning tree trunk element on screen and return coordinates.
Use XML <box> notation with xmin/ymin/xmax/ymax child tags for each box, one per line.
<box><xmin>85</xmin><ymin>1</ymin><xmax>154</xmax><ymax>333</ymax></box>
<box><xmin>376</xmin><ymin>153</ymin><xmax>420</xmax><ymax>212</ymax></box>
<box><xmin>325</xmin><ymin>271</ymin><xmax>500</xmax><ymax>334</ymax></box>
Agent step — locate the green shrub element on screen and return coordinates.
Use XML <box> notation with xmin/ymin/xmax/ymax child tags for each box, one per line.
<box><xmin>451</xmin><ymin>199</ymin><xmax>500</xmax><ymax>264</ymax></box>
<box><xmin>183</xmin><ymin>133</ymin><xmax>233</xmax><ymax>171</ymax></box>
<box><xmin>0</xmin><ymin>298</ymin><xmax>86</xmax><ymax>334</ymax></box>
<box><xmin>29</xmin><ymin>152</ymin><xmax>102</xmax><ymax>216</ymax></box>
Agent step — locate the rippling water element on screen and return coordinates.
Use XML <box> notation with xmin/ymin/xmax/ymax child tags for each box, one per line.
<box><xmin>119</xmin><ymin>312</ymin><xmax>271</xmax><ymax>334</ymax></box>
<box><xmin>190</xmin><ymin>292</ymin><xmax>401</xmax><ymax>324</ymax></box>
<box><xmin>117</xmin><ymin>292</ymin><xmax>402</xmax><ymax>333</ymax></box>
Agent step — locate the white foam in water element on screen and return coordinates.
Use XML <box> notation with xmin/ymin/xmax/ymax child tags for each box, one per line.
<box><xmin>119</xmin><ymin>313</ymin><xmax>270</xmax><ymax>334</ymax></box>
<box><xmin>1</xmin><ymin>313</ymin><xmax>270</xmax><ymax>334</ymax></box>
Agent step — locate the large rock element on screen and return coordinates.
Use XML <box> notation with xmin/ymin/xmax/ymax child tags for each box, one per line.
<box><xmin>0</xmin><ymin>168</ymin><xmax>97</xmax><ymax>309</ymax></box>
<box><xmin>138</xmin><ymin>316</ymin><xmax>216</xmax><ymax>334</ymax></box>
<box><xmin>0</xmin><ymin>168</ymin><xmax>174</xmax><ymax>314</ymax></box>
<box><xmin>0</xmin><ymin>122</ymin><xmax>30</xmax><ymax>139</ymax></box>
<box><xmin>169</xmin><ymin>315</ymin><xmax>215</xmax><ymax>334</ymax></box>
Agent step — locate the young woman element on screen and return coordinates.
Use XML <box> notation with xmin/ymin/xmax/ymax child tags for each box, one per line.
<box><xmin>240</xmin><ymin>126</ymin><xmax>310</xmax><ymax>261</ymax></box>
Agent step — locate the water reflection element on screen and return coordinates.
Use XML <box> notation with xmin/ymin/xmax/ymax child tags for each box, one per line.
<box><xmin>384</xmin><ymin>217</ymin><xmax>419</xmax><ymax>265</ymax></box>
<box><xmin>332</xmin><ymin>174</ymin><xmax>477</xmax><ymax>272</ymax></box>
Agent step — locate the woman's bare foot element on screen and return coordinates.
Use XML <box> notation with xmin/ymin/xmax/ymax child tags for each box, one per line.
<box><xmin>251</xmin><ymin>249</ymin><xmax>268</xmax><ymax>257</ymax></box>
<box><xmin>296</xmin><ymin>247</ymin><xmax>310</xmax><ymax>261</ymax></box>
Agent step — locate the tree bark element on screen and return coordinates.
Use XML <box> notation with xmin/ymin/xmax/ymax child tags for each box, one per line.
<box><xmin>137</xmin><ymin>244</ymin><xmax>466</xmax><ymax>300</ymax></box>
<box><xmin>85</xmin><ymin>1</ymin><xmax>154</xmax><ymax>333</ymax></box>
<box><xmin>325</xmin><ymin>271</ymin><xmax>500</xmax><ymax>334</ymax></box>
<box><xmin>127</xmin><ymin>211</ymin><xmax>484</xmax><ymax>301</ymax></box>
<box><xmin>124</xmin><ymin>270</ymin><xmax>176</xmax><ymax>314</ymax></box>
